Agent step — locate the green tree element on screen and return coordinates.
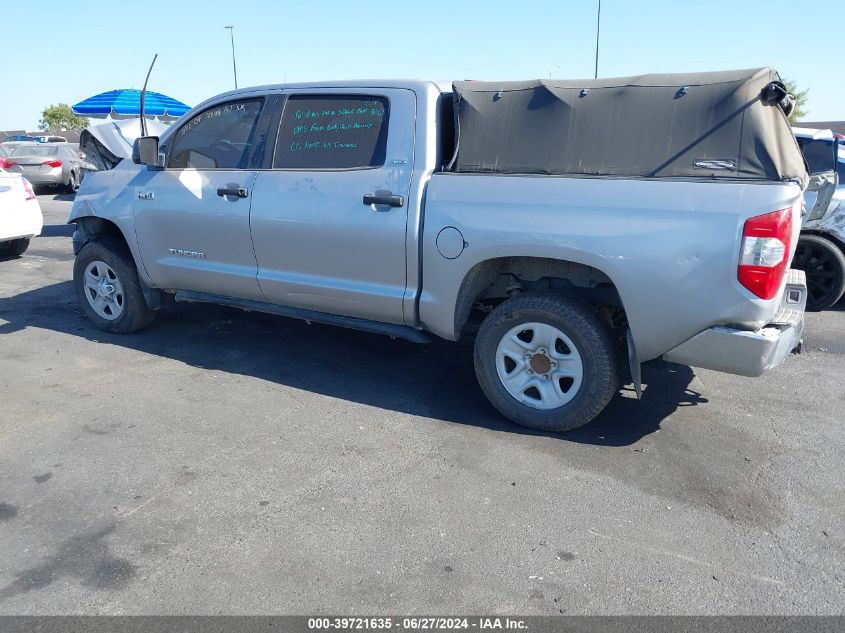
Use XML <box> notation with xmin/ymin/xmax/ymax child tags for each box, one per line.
<box><xmin>783</xmin><ymin>80</ymin><xmax>808</xmax><ymax>124</ymax></box>
<box><xmin>38</xmin><ymin>103</ymin><xmax>89</xmax><ymax>134</ymax></box>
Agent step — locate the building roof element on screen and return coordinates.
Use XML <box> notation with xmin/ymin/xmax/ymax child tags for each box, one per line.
<box><xmin>795</xmin><ymin>121</ymin><xmax>845</xmax><ymax>136</ymax></box>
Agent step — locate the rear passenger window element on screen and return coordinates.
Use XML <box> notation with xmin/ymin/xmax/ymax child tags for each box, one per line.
<box><xmin>168</xmin><ymin>98</ymin><xmax>264</xmax><ymax>169</ymax></box>
<box><xmin>273</xmin><ymin>95</ymin><xmax>389</xmax><ymax>169</ymax></box>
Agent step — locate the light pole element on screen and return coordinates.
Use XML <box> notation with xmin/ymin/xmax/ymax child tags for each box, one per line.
<box><xmin>594</xmin><ymin>0</ymin><xmax>601</xmax><ymax>79</ymax></box>
<box><xmin>224</xmin><ymin>25</ymin><xmax>238</xmax><ymax>90</ymax></box>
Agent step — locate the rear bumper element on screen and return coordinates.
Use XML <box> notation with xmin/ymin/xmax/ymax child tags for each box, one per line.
<box><xmin>9</xmin><ymin>166</ymin><xmax>65</xmax><ymax>186</ymax></box>
<box><xmin>24</xmin><ymin>172</ymin><xmax>64</xmax><ymax>186</ymax></box>
<box><xmin>0</xmin><ymin>199</ymin><xmax>43</xmax><ymax>242</ymax></box>
<box><xmin>662</xmin><ymin>270</ymin><xmax>806</xmax><ymax>377</ymax></box>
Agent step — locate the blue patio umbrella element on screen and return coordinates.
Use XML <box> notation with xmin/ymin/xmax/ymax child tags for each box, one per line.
<box><xmin>72</xmin><ymin>89</ymin><xmax>190</xmax><ymax>121</ymax></box>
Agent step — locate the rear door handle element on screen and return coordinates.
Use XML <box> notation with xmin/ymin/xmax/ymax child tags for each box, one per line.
<box><xmin>363</xmin><ymin>192</ymin><xmax>404</xmax><ymax>208</ymax></box>
<box><xmin>217</xmin><ymin>186</ymin><xmax>249</xmax><ymax>199</ymax></box>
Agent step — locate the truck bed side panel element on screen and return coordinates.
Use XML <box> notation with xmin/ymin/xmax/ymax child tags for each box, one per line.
<box><xmin>420</xmin><ymin>174</ymin><xmax>803</xmax><ymax>361</ymax></box>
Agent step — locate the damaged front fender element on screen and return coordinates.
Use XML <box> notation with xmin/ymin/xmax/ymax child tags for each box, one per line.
<box><xmin>67</xmin><ymin>163</ymin><xmax>152</xmax><ymax>283</ymax></box>
<box><xmin>803</xmin><ymin>199</ymin><xmax>845</xmax><ymax>246</ymax></box>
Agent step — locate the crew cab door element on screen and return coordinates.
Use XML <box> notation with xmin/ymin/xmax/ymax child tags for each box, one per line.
<box><xmin>249</xmin><ymin>89</ymin><xmax>415</xmax><ymax>324</ymax></box>
<box><xmin>133</xmin><ymin>96</ymin><xmax>273</xmax><ymax>299</ymax></box>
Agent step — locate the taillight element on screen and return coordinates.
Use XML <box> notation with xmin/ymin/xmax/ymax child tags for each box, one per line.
<box><xmin>3</xmin><ymin>160</ymin><xmax>17</xmax><ymax>168</ymax></box>
<box><xmin>43</xmin><ymin>159</ymin><xmax>62</xmax><ymax>168</ymax></box>
<box><xmin>22</xmin><ymin>179</ymin><xmax>36</xmax><ymax>201</ymax></box>
<box><xmin>738</xmin><ymin>208</ymin><xmax>792</xmax><ymax>300</ymax></box>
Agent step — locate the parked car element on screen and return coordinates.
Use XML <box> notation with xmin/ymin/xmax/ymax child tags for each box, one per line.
<box><xmin>0</xmin><ymin>171</ymin><xmax>42</xmax><ymax>256</ymax></box>
<box><xmin>0</xmin><ymin>141</ymin><xmax>37</xmax><ymax>152</ymax></box>
<box><xmin>68</xmin><ymin>68</ymin><xmax>807</xmax><ymax>432</ymax></box>
<box><xmin>0</xmin><ymin>141</ymin><xmax>36</xmax><ymax>166</ymax></box>
<box><xmin>4</xmin><ymin>143</ymin><xmax>94</xmax><ymax>192</ymax></box>
<box><xmin>792</xmin><ymin>127</ymin><xmax>844</xmax><ymax>310</ymax></box>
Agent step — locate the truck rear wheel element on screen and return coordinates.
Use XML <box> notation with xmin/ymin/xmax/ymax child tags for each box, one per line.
<box><xmin>73</xmin><ymin>239</ymin><xmax>155</xmax><ymax>333</ymax></box>
<box><xmin>792</xmin><ymin>234</ymin><xmax>845</xmax><ymax>311</ymax></box>
<box><xmin>474</xmin><ymin>293</ymin><xmax>619</xmax><ymax>432</ymax></box>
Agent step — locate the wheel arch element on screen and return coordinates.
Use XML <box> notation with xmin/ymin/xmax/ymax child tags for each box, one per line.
<box><xmin>71</xmin><ymin>216</ymin><xmax>131</xmax><ymax>256</ymax></box>
<box><xmin>453</xmin><ymin>255</ymin><xmax>628</xmax><ymax>336</ymax></box>
<box><xmin>799</xmin><ymin>228</ymin><xmax>845</xmax><ymax>255</ymax></box>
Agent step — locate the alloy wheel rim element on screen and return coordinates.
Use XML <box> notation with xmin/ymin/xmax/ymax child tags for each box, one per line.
<box><xmin>83</xmin><ymin>260</ymin><xmax>125</xmax><ymax>320</ymax></box>
<box><xmin>495</xmin><ymin>322</ymin><xmax>584</xmax><ymax>410</ymax></box>
<box><xmin>794</xmin><ymin>243</ymin><xmax>841</xmax><ymax>305</ymax></box>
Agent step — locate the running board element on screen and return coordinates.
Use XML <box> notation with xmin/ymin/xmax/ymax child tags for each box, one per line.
<box><xmin>174</xmin><ymin>290</ymin><xmax>431</xmax><ymax>344</ymax></box>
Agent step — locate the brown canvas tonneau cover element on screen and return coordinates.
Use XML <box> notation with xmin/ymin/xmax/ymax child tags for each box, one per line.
<box><xmin>451</xmin><ymin>67</ymin><xmax>807</xmax><ymax>187</ymax></box>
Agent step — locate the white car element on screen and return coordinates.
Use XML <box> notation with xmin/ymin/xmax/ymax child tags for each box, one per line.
<box><xmin>0</xmin><ymin>170</ymin><xmax>43</xmax><ymax>256</ymax></box>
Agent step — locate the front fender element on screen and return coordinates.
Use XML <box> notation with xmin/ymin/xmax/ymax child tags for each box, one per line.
<box><xmin>67</xmin><ymin>163</ymin><xmax>151</xmax><ymax>283</ymax></box>
<box><xmin>802</xmin><ymin>200</ymin><xmax>845</xmax><ymax>247</ymax></box>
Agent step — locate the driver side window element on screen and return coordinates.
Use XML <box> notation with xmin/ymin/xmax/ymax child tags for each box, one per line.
<box><xmin>167</xmin><ymin>98</ymin><xmax>264</xmax><ymax>169</ymax></box>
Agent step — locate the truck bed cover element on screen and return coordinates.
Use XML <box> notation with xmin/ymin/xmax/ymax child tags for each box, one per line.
<box><xmin>451</xmin><ymin>67</ymin><xmax>807</xmax><ymax>187</ymax></box>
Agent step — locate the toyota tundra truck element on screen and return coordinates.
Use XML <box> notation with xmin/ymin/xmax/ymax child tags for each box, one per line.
<box><xmin>67</xmin><ymin>67</ymin><xmax>808</xmax><ymax>432</ymax></box>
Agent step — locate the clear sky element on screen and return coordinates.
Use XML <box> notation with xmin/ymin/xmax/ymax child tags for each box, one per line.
<box><xmin>2</xmin><ymin>0</ymin><xmax>840</xmax><ymax>130</ymax></box>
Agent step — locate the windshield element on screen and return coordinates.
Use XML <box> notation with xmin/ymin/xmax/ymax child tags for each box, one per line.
<box><xmin>10</xmin><ymin>145</ymin><xmax>58</xmax><ymax>157</ymax></box>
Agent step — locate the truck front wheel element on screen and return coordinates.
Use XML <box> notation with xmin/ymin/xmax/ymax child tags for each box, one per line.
<box><xmin>73</xmin><ymin>240</ymin><xmax>156</xmax><ymax>333</ymax></box>
<box><xmin>792</xmin><ymin>234</ymin><xmax>845</xmax><ymax>311</ymax></box>
<box><xmin>474</xmin><ymin>293</ymin><xmax>619</xmax><ymax>432</ymax></box>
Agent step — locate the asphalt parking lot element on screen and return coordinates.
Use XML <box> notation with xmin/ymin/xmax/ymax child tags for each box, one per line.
<box><xmin>0</xmin><ymin>193</ymin><xmax>843</xmax><ymax>615</ymax></box>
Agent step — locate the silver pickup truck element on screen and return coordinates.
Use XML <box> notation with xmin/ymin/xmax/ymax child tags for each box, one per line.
<box><xmin>68</xmin><ymin>67</ymin><xmax>808</xmax><ymax>432</ymax></box>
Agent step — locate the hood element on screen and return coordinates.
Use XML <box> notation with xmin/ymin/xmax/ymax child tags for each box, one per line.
<box><xmin>79</xmin><ymin>118</ymin><xmax>169</xmax><ymax>170</ymax></box>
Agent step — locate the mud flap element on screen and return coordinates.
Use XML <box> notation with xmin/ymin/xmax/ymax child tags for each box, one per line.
<box><xmin>627</xmin><ymin>329</ymin><xmax>642</xmax><ymax>399</ymax></box>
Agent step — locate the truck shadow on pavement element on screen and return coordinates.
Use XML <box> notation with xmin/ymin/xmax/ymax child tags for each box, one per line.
<box><xmin>0</xmin><ymin>524</ymin><xmax>136</xmax><ymax>603</ymax></box>
<box><xmin>0</xmin><ymin>281</ymin><xmax>707</xmax><ymax>447</ymax></box>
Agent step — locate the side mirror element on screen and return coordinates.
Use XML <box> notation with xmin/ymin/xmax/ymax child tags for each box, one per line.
<box><xmin>132</xmin><ymin>136</ymin><xmax>160</xmax><ymax>166</ymax></box>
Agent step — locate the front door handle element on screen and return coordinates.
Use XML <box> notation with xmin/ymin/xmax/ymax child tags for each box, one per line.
<box><xmin>363</xmin><ymin>192</ymin><xmax>404</xmax><ymax>208</ymax></box>
<box><xmin>217</xmin><ymin>186</ymin><xmax>249</xmax><ymax>199</ymax></box>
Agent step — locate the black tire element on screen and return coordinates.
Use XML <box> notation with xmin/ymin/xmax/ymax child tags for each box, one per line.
<box><xmin>474</xmin><ymin>293</ymin><xmax>619</xmax><ymax>432</ymax></box>
<box><xmin>0</xmin><ymin>238</ymin><xmax>30</xmax><ymax>257</ymax></box>
<box><xmin>73</xmin><ymin>239</ymin><xmax>155</xmax><ymax>333</ymax></box>
<box><xmin>792</xmin><ymin>234</ymin><xmax>845</xmax><ymax>311</ymax></box>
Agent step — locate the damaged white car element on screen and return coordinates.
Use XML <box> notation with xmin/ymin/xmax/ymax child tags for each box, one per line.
<box><xmin>792</xmin><ymin>127</ymin><xmax>845</xmax><ymax>310</ymax></box>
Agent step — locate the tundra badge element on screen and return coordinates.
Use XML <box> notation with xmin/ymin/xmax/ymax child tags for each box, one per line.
<box><xmin>168</xmin><ymin>248</ymin><xmax>205</xmax><ymax>259</ymax></box>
